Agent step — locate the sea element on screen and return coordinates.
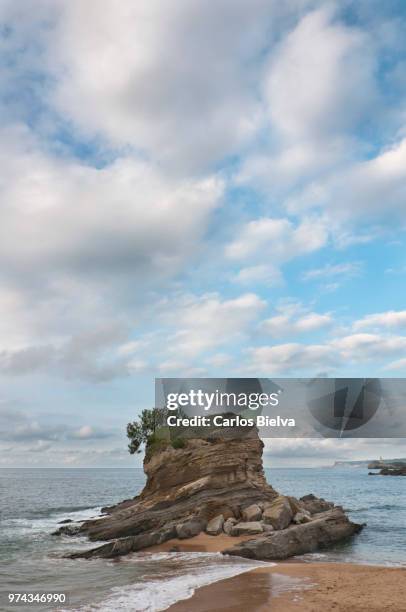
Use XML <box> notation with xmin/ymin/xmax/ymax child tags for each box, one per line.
<box><xmin>0</xmin><ymin>466</ymin><xmax>405</xmax><ymax>611</ymax></box>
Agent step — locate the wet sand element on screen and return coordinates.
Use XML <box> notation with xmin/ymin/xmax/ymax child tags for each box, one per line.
<box><xmin>152</xmin><ymin>534</ymin><xmax>406</xmax><ymax>612</ymax></box>
<box><xmin>146</xmin><ymin>531</ymin><xmax>254</xmax><ymax>553</ymax></box>
<box><xmin>166</xmin><ymin>563</ymin><xmax>406</xmax><ymax>612</ymax></box>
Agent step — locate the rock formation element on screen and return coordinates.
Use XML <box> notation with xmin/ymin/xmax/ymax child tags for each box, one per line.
<box><xmin>369</xmin><ymin>466</ymin><xmax>406</xmax><ymax>476</ymax></box>
<box><xmin>61</xmin><ymin>424</ymin><xmax>363</xmax><ymax>560</ymax></box>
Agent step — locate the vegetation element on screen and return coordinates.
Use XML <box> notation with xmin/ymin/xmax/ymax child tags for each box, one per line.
<box><xmin>127</xmin><ymin>407</ymin><xmax>188</xmax><ymax>456</ymax></box>
<box><xmin>126</xmin><ymin>407</ymin><xmax>170</xmax><ymax>454</ymax></box>
<box><xmin>171</xmin><ymin>437</ymin><xmax>186</xmax><ymax>449</ymax></box>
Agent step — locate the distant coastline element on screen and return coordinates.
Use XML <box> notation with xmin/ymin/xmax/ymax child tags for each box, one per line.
<box><xmin>332</xmin><ymin>458</ymin><xmax>406</xmax><ymax>468</ymax></box>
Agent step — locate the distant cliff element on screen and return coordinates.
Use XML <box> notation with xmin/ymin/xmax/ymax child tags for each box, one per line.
<box><xmin>367</xmin><ymin>459</ymin><xmax>406</xmax><ymax>470</ymax></box>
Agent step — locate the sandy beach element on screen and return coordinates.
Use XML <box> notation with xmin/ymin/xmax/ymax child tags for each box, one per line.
<box><xmin>166</xmin><ymin>562</ymin><xmax>406</xmax><ymax>612</ymax></box>
<box><xmin>149</xmin><ymin>534</ymin><xmax>406</xmax><ymax>612</ymax></box>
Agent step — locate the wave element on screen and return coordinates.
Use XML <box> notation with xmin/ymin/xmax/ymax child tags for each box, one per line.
<box><xmin>64</xmin><ymin>552</ymin><xmax>273</xmax><ymax>612</ymax></box>
<box><xmin>346</xmin><ymin>503</ymin><xmax>404</xmax><ymax>513</ymax></box>
<box><xmin>1</xmin><ymin>506</ymin><xmax>102</xmax><ymax>541</ymax></box>
<box><xmin>28</xmin><ymin>505</ymin><xmax>100</xmax><ymax>519</ymax></box>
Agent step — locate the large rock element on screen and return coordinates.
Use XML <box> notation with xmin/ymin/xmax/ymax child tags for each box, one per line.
<box><xmin>69</xmin><ymin>424</ymin><xmax>277</xmax><ymax>558</ymax></box>
<box><xmin>242</xmin><ymin>504</ymin><xmax>262</xmax><ymax>522</ymax></box>
<box><xmin>206</xmin><ymin>514</ymin><xmax>224</xmax><ymax>536</ymax></box>
<box><xmin>300</xmin><ymin>494</ymin><xmax>333</xmax><ymax>515</ymax></box>
<box><xmin>70</xmin><ymin>527</ymin><xmax>177</xmax><ymax>559</ymax></box>
<box><xmin>223</xmin><ymin>509</ymin><xmax>364</xmax><ymax>561</ymax></box>
<box><xmin>262</xmin><ymin>495</ymin><xmax>293</xmax><ymax>530</ymax></box>
<box><xmin>176</xmin><ymin>519</ymin><xmax>206</xmax><ymax>539</ymax></box>
<box><xmin>231</xmin><ymin>521</ymin><xmax>263</xmax><ymax>536</ymax></box>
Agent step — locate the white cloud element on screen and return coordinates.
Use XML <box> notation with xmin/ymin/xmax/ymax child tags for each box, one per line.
<box><xmin>225</xmin><ymin>216</ymin><xmax>328</xmax><ymax>262</ymax></box>
<box><xmin>385</xmin><ymin>357</ymin><xmax>406</xmax><ymax>371</ymax></box>
<box><xmin>248</xmin><ymin>342</ymin><xmax>336</xmax><ymax>374</ymax></box>
<box><xmin>333</xmin><ymin>333</ymin><xmax>406</xmax><ymax>359</ymax></box>
<box><xmin>42</xmin><ymin>0</ymin><xmax>279</xmax><ymax>172</ymax></box>
<box><xmin>0</xmin><ymin>127</ymin><xmax>222</xmax><ymax>281</ymax></box>
<box><xmin>260</xmin><ymin>311</ymin><xmax>332</xmax><ymax>337</ymax></box>
<box><xmin>353</xmin><ymin>310</ymin><xmax>406</xmax><ymax>331</ymax></box>
<box><xmin>232</xmin><ymin>264</ymin><xmax>283</xmax><ymax>286</ymax></box>
<box><xmin>247</xmin><ymin>331</ymin><xmax>406</xmax><ymax>374</ymax></box>
<box><xmin>303</xmin><ymin>261</ymin><xmax>362</xmax><ymax>281</ymax></box>
<box><xmin>0</xmin><ymin>126</ymin><xmax>223</xmax><ymax>350</ymax></box>
<box><xmin>288</xmin><ymin>138</ymin><xmax>406</xmax><ymax>222</ymax></box>
<box><xmin>164</xmin><ymin>292</ymin><xmax>265</xmax><ymax>359</ymax></box>
<box><xmin>264</xmin><ymin>7</ymin><xmax>376</xmax><ymax>141</ymax></box>
<box><xmin>74</xmin><ymin>425</ymin><xmax>94</xmax><ymax>439</ymax></box>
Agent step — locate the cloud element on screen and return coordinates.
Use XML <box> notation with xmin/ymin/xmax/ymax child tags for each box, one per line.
<box><xmin>264</xmin><ymin>438</ymin><xmax>351</xmax><ymax>459</ymax></box>
<box><xmin>353</xmin><ymin>310</ymin><xmax>406</xmax><ymax>331</ymax></box>
<box><xmin>333</xmin><ymin>333</ymin><xmax>406</xmax><ymax>359</ymax></box>
<box><xmin>0</xmin><ymin>127</ymin><xmax>223</xmax><ymax>287</ymax></box>
<box><xmin>0</xmin><ymin>126</ymin><xmax>224</xmax><ymax>352</ymax></box>
<box><xmin>164</xmin><ymin>292</ymin><xmax>266</xmax><ymax>360</ymax></box>
<box><xmin>37</xmin><ymin>0</ymin><xmax>282</xmax><ymax>172</ymax></box>
<box><xmin>232</xmin><ymin>264</ymin><xmax>283</xmax><ymax>286</ymax></box>
<box><xmin>72</xmin><ymin>425</ymin><xmax>111</xmax><ymax>440</ymax></box>
<box><xmin>247</xmin><ymin>331</ymin><xmax>406</xmax><ymax>374</ymax></box>
<box><xmin>263</xmin><ymin>7</ymin><xmax>376</xmax><ymax>141</ymax></box>
<box><xmin>0</xmin><ymin>403</ymin><xmax>115</xmax><ymax>443</ymax></box>
<box><xmin>225</xmin><ymin>217</ymin><xmax>328</xmax><ymax>263</ymax></box>
<box><xmin>248</xmin><ymin>343</ymin><xmax>336</xmax><ymax>374</ymax></box>
<box><xmin>288</xmin><ymin>138</ymin><xmax>406</xmax><ymax>222</ymax></box>
<box><xmin>260</xmin><ymin>312</ymin><xmax>332</xmax><ymax>337</ymax></box>
<box><xmin>385</xmin><ymin>357</ymin><xmax>406</xmax><ymax>371</ymax></box>
<box><xmin>302</xmin><ymin>261</ymin><xmax>363</xmax><ymax>281</ymax></box>
<box><xmin>0</xmin><ymin>322</ymin><xmax>136</xmax><ymax>381</ymax></box>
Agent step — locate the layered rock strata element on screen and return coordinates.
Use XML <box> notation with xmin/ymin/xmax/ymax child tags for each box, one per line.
<box><xmin>60</xmin><ymin>425</ymin><xmax>363</xmax><ymax>560</ymax></box>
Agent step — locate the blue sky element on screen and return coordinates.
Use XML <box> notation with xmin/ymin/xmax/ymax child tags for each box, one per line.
<box><xmin>1</xmin><ymin>0</ymin><xmax>406</xmax><ymax>467</ymax></box>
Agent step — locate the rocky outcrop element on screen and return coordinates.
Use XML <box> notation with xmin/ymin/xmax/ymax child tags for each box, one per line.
<box><xmin>369</xmin><ymin>466</ymin><xmax>406</xmax><ymax>476</ymax></box>
<box><xmin>223</xmin><ymin>508</ymin><xmax>363</xmax><ymax>561</ymax></box>
<box><xmin>65</xmin><ymin>425</ymin><xmax>278</xmax><ymax>557</ymax></box>
<box><xmin>64</xmin><ymin>424</ymin><xmax>363</xmax><ymax>561</ymax></box>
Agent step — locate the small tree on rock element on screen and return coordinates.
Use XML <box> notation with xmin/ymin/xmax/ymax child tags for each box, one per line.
<box><xmin>126</xmin><ymin>407</ymin><xmax>169</xmax><ymax>454</ymax></box>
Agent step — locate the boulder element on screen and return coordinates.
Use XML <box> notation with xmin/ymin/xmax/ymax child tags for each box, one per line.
<box><xmin>223</xmin><ymin>508</ymin><xmax>364</xmax><ymax>561</ymax></box>
<box><xmin>231</xmin><ymin>521</ymin><xmax>263</xmax><ymax>536</ymax></box>
<box><xmin>223</xmin><ymin>517</ymin><xmax>237</xmax><ymax>535</ymax></box>
<box><xmin>176</xmin><ymin>519</ymin><xmax>206</xmax><ymax>539</ymax></box>
<box><xmin>242</xmin><ymin>504</ymin><xmax>262</xmax><ymax>522</ymax></box>
<box><xmin>206</xmin><ymin>514</ymin><xmax>224</xmax><ymax>536</ymax></box>
<box><xmin>293</xmin><ymin>511</ymin><xmax>312</xmax><ymax>524</ymax></box>
<box><xmin>262</xmin><ymin>523</ymin><xmax>274</xmax><ymax>533</ymax></box>
<box><xmin>262</xmin><ymin>495</ymin><xmax>293</xmax><ymax>530</ymax></box>
<box><xmin>300</xmin><ymin>494</ymin><xmax>333</xmax><ymax>515</ymax></box>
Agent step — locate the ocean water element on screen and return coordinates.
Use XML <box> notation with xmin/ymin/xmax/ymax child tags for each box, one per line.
<box><xmin>0</xmin><ymin>466</ymin><xmax>404</xmax><ymax>611</ymax></box>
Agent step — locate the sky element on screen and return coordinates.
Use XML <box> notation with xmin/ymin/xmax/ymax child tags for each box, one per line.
<box><xmin>1</xmin><ymin>0</ymin><xmax>406</xmax><ymax>467</ymax></box>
